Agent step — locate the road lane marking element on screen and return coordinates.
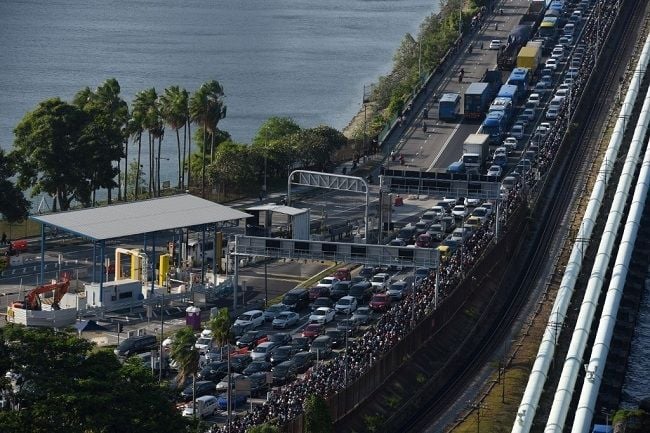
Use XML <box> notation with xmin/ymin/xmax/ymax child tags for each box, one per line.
<box><xmin>428</xmin><ymin>122</ymin><xmax>462</xmax><ymax>171</ymax></box>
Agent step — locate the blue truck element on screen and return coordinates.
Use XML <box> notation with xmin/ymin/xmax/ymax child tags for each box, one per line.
<box><xmin>438</xmin><ymin>92</ymin><xmax>462</xmax><ymax>121</ymax></box>
<box><xmin>507</xmin><ymin>67</ymin><xmax>530</xmax><ymax>96</ymax></box>
<box><xmin>463</xmin><ymin>83</ymin><xmax>491</xmax><ymax>120</ymax></box>
<box><xmin>497</xmin><ymin>84</ymin><xmax>521</xmax><ymax>106</ymax></box>
<box><xmin>481</xmin><ymin>111</ymin><xmax>506</xmax><ymax>144</ymax></box>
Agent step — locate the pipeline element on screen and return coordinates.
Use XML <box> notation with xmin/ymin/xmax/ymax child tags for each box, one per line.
<box><xmin>544</xmin><ymin>32</ymin><xmax>650</xmax><ymax>432</ymax></box>
<box><xmin>571</xmin><ymin>101</ymin><xmax>650</xmax><ymax>433</ymax></box>
<box><xmin>511</xmin><ymin>29</ymin><xmax>650</xmax><ymax>433</ymax></box>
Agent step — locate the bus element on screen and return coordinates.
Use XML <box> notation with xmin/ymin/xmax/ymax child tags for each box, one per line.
<box><xmin>507</xmin><ymin>67</ymin><xmax>531</xmax><ymax>95</ymax></box>
<box><xmin>481</xmin><ymin>111</ymin><xmax>506</xmax><ymax>144</ymax></box>
<box><xmin>438</xmin><ymin>92</ymin><xmax>462</xmax><ymax>121</ymax></box>
<box><xmin>539</xmin><ymin>16</ymin><xmax>558</xmax><ymax>38</ymax></box>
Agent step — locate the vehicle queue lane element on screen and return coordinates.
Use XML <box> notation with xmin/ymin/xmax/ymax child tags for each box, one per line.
<box><xmin>385</xmin><ymin>0</ymin><xmax>534</xmax><ymax>174</ymax></box>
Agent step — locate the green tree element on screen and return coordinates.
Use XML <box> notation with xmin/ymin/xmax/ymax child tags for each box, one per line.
<box><xmin>73</xmin><ymin>78</ymin><xmax>128</xmax><ymax>205</ymax></box>
<box><xmin>252</xmin><ymin>116</ymin><xmax>301</xmax><ymax>147</ymax></box>
<box><xmin>291</xmin><ymin>125</ymin><xmax>347</xmax><ymax>171</ymax></box>
<box><xmin>0</xmin><ymin>326</ymin><xmax>186</xmax><ymax>433</ymax></box>
<box><xmin>169</xmin><ymin>326</ymin><xmax>200</xmax><ymax>418</ymax></box>
<box><xmin>248</xmin><ymin>423</ymin><xmax>281</xmax><ymax>433</ymax></box>
<box><xmin>159</xmin><ymin>85</ymin><xmax>189</xmax><ymax>190</ymax></box>
<box><xmin>189</xmin><ymin>80</ymin><xmax>227</xmax><ymax>197</ymax></box>
<box><xmin>124</xmin><ymin>160</ymin><xmax>148</xmax><ymax>199</ymax></box>
<box><xmin>208</xmin><ymin>141</ymin><xmax>256</xmax><ymax>197</ymax></box>
<box><xmin>127</xmin><ymin>102</ymin><xmax>145</xmax><ymax>199</ymax></box>
<box><xmin>0</xmin><ymin>150</ymin><xmax>29</xmax><ymax>222</ymax></box>
<box><xmin>304</xmin><ymin>394</ymin><xmax>333</xmax><ymax>433</ymax></box>
<box><xmin>207</xmin><ymin>307</ymin><xmax>231</xmax><ymax>348</ymax></box>
<box><xmin>132</xmin><ymin>88</ymin><xmax>160</xmax><ymax>197</ymax></box>
<box><xmin>11</xmin><ymin>98</ymin><xmax>92</xmax><ymax>211</ymax></box>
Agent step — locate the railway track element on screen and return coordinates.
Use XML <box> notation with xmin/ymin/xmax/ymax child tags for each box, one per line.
<box><xmin>399</xmin><ymin>1</ymin><xmax>646</xmax><ymax>431</ymax></box>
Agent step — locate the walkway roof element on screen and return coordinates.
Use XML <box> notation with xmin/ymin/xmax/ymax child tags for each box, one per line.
<box><xmin>30</xmin><ymin>194</ymin><xmax>252</xmax><ymax>241</ymax></box>
<box><xmin>246</xmin><ymin>204</ymin><xmax>308</xmax><ymax>216</ymax></box>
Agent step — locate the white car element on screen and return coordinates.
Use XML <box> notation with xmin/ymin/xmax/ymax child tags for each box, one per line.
<box><xmin>527</xmin><ymin>93</ymin><xmax>541</xmax><ymax>107</ymax></box>
<box><xmin>551</xmin><ymin>47</ymin><xmax>565</xmax><ymax>60</ymax></box>
<box><xmin>503</xmin><ymin>137</ymin><xmax>518</xmax><ymax>151</ymax></box>
<box><xmin>546</xmin><ymin>106</ymin><xmax>560</xmax><ymax>120</ymax></box>
<box><xmin>335</xmin><ymin>296</ymin><xmax>358</xmax><ymax>314</ymax></box>
<box><xmin>316</xmin><ymin>276</ymin><xmax>339</xmax><ymax>289</ymax></box>
<box><xmin>566</xmin><ymin>67</ymin><xmax>579</xmax><ymax>78</ymax></box>
<box><xmin>309</xmin><ymin>307</ymin><xmax>336</xmax><ymax>324</ymax></box>
<box><xmin>481</xmin><ymin>202</ymin><xmax>494</xmax><ymax>216</ymax></box>
<box><xmin>233</xmin><ymin>310</ymin><xmax>265</xmax><ymax>329</ymax></box>
<box><xmin>487</xmin><ymin>165</ymin><xmax>502</xmax><ymax>177</ymax></box>
<box><xmin>510</xmin><ymin>124</ymin><xmax>524</xmax><ymax>139</ymax></box>
<box><xmin>556</xmin><ymin>87</ymin><xmax>569</xmax><ymax>98</ymax></box>
<box><xmin>522</xmin><ymin>108</ymin><xmax>536</xmax><ymax>121</ymax></box>
<box><xmin>545</xmin><ymin>58</ymin><xmax>559</xmax><ymax>71</ymax></box>
<box><xmin>195</xmin><ymin>336</ymin><xmax>213</xmax><ymax>353</ymax></box>
<box><xmin>451</xmin><ymin>205</ymin><xmax>469</xmax><ymax>219</ymax></box>
<box><xmin>489</xmin><ymin>39</ymin><xmax>502</xmax><ymax>50</ymax></box>
<box><xmin>370</xmin><ymin>273</ymin><xmax>391</xmax><ymax>292</ymax></box>
<box><xmin>430</xmin><ymin>206</ymin><xmax>446</xmax><ymax>217</ymax></box>
<box><xmin>464</xmin><ymin>197</ymin><xmax>481</xmax><ymax>207</ymax></box>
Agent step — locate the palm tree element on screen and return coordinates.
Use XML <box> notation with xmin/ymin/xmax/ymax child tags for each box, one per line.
<box><xmin>170</xmin><ymin>326</ymin><xmax>200</xmax><ymax>419</ymax></box>
<box><xmin>207</xmin><ymin>308</ymin><xmax>233</xmax><ymax>425</ymax></box>
<box><xmin>159</xmin><ymin>86</ymin><xmax>189</xmax><ymax>190</ymax></box>
<box><xmin>189</xmin><ymin>80</ymin><xmax>226</xmax><ymax>197</ymax></box>
<box><xmin>131</xmin><ymin>90</ymin><xmax>154</xmax><ymax>199</ymax></box>
<box><xmin>133</xmin><ymin>88</ymin><xmax>159</xmax><ymax>197</ymax></box>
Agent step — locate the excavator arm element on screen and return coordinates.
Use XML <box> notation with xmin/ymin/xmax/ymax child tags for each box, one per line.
<box><xmin>23</xmin><ymin>279</ymin><xmax>70</xmax><ymax>310</ymax></box>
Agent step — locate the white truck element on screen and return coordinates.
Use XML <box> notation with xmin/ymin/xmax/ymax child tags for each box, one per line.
<box><xmin>461</xmin><ymin>133</ymin><xmax>490</xmax><ymax>174</ymax></box>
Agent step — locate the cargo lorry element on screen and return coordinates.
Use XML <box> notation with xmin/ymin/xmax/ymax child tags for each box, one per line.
<box><xmin>438</xmin><ymin>93</ymin><xmax>461</xmax><ymax>121</ymax></box>
<box><xmin>464</xmin><ymin>83</ymin><xmax>491</xmax><ymax>120</ymax></box>
<box><xmin>461</xmin><ymin>134</ymin><xmax>490</xmax><ymax>173</ymax></box>
<box><xmin>518</xmin><ymin>43</ymin><xmax>542</xmax><ymax>75</ymax></box>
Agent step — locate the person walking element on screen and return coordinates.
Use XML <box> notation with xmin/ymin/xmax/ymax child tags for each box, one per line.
<box><xmin>1</xmin><ymin>232</ymin><xmax>6</xmax><ymax>245</ymax></box>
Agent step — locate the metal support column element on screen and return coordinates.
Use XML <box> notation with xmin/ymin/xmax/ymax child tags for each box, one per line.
<box><xmin>233</xmin><ymin>254</ymin><xmax>239</xmax><ymax>312</ymax></box>
<box><xmin>201</xmin><ymin>227</ymin><xmax>206</xmax><ymax>283</ymax></box>
<box><xmin>39</xmin><ymin>224</ymin><xmax>46</xmax><ymax>285</ymax></box>
<box><xmin>151</xmin><ymin>232</ymin><xmax>156</xmax><ymax>294</ymax></box>
<box><xmin>92</xmin><ymin>241</ymin><xmax>97</xmax><ymax>283</ymax></box>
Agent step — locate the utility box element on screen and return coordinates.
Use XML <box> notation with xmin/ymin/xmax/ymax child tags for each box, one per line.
<box><xmin>185</xmin><ymin>306</ymin><xmax>201</xmax><ymax>330</ymax></box>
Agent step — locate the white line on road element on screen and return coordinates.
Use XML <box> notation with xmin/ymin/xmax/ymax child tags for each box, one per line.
<box><xmin>428</xmin><ymin>122</ymin><xmax>462</xmax><ymax>172</ymax></box>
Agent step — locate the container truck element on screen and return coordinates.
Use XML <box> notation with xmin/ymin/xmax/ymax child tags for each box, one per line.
<box><xmin>481</xmin><ymin>69</ymin><xmax>503</xmax><ymax>99</ymax></box>
<box><xmin>497</xmin><ymin>23</ymin><xmax>533</xmax><ymax>71</ymax></box>
<box><xmin>517</xmin><ymin>44</ymin><xmax>542</xmax><ymax>74</ymax></box>
<box><xmin>438</xmin><ymin>93</ymin><xmax>462</xmax><ymax>121</ymax></box>
<box><xmin>519</xmin><ymin>0</ymin><xmax>546</xmax><ymax>26</ymax></box>
<box><xmin>463</xmin><ymin>83</ymin><xmax>491</xmax><ymax>120</ymax></box>
<box><xmin>461</xmin><ymin>133</ymin><xmax>490</xmax><ymax>173</ymax></box>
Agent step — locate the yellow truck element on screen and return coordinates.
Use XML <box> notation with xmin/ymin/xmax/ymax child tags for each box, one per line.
<box><xmin>517</xmin><ymin>44</ymin><xmax>542</xmax><ymax>75</ymax></box>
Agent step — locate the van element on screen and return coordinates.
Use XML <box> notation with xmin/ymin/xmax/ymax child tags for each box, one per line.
<box><xmin>182</xmin><ymin>395</ymin><xmax>219</xmax><ymax>418</ymax></box>
<box><xmin>549</xmin><ymin>96</ymin><xmax>565</xmax><ymax>109</ymax></box>
<box><xmin>114</xmin><ymin>334</ymin><xmax>157</xmax><ymax>358</ymax></box>
<box><xmin>563</xmin><ymin>23</ymin><xmax>575</xmax><ymax>36</ymax></box>
<box><xmin>310</xmin><ymin>336</ymin><xmax>332</xmax><ymax>358</ymax></box>
<box><xmin>282</xmin><ymin>288</ymin><xmax>309</xmax><ymax>310</ymax></box>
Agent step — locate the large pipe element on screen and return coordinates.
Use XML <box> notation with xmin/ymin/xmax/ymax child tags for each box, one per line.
<box><xmin>571</xmin><ymin>107</ymin><xmax>650</xmax><ymax>433</ymax></box>
<box><xmin>545</xmin><ymin>40</ymin><xmax>650</xmax><ymax>431</ymax></box>
<box><xmin>511</xmin><ymin>30</ymin><xmax>650</xmax><ymax>433</ymax></box>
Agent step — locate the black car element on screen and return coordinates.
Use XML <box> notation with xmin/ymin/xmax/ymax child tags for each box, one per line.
<box><xmin>236</xmin><ymin>330</ymin><xmax>267</xmax><ymax>349</ymax></box>
<box><xmin>337</xmin><ymin>318</ymin><xmax>358</xmax><ymax>336</ymax></box>
<box><xmin>272</xmin><ymin>360</ymin><xmax>297</xmax><ymax>385</ymax></box>
<box><xmin>291</xmin><ymin>351</ymin><xmax>315</xmax><ymax>374</ymax></box>
<box><xmin>290</xmin><ymin>336</ymin><xmax>310</xmax><ymax>352</ymax></box>
<box><xmin>349</xmin><ymin>281</ymin><xmax>373</xmax><ymax>302</ymax></box>
<box><xmin>358</xmin><ymin>266</ymin><xmax>376</xmax><ymax>279</ymax></box>
<box><xmin>243</xmin><ymin>360</ymin><xmax>272</xmax><ymax>376</ymax></box>
<box><xmin>282</xmin><ymin>288</ymin><xmax>310</xmax><ymax>310</ymax></box>
<box><xmin>325</xmin><ymin>330</ymin><xmax>344</xmax><ymax>348</ymax></box>
<box><xmin>197</xmin><ymin>361</ymin><xmax>229</xmax><ymax>382</ymax></box>
<box><xmin>247</xmin><ymin>371</ymin><xmax>270</xmax><ymax>397</ymax></box>
<box><xmin>269</xmin><ymin>345</ymin><xmax>296</xmax><ymax>365</ymax></box>
<box><xmin>311</xmin><ymin>296</ymin><xmax>334</xmax><ymax>311</ymax></box>
<box><xmin>268</xmin><ymin>332</ymin><xmax>292</xmax><ymax>346</ymax></box>
<box><xmin>230</xmin><ymin>354</ymin><xmax>252</xmax><ymax>373</ymax></box>
<box><xmin>114</xmin><ymin>334</ymin><xmax>157</xmax><ymax>358</ymax></box>
<box><xmin>180</xmin><ymin>380</ymin><xmax>215</xmax><ymax>402</ymax></box>
<box><xmin>330</xmin><ymin>281</ymin><xmax>352</xmax><ymax>301</ymax></box>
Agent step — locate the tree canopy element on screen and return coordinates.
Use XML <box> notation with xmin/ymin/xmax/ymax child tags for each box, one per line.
<box><xmin>0</xmin><ymin>149</ymin><xmax>29</xmax><ymax>222</ymax></box>
<box><xmin>304</xmin><ymin>394</ymin><xmax>333</xmax><ymax>433</ymax></box>
<box><xmin>0</xmin><ymin>325</ymin><xmax>187</xmax><ymax>433</ymax></box>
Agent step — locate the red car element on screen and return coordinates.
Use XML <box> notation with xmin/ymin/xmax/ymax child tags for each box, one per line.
<box><xmin>369</xmin><ymin>293</ymin><xmax>392</xmax><ymax>312</ymax></box>
<box><xmin>309</xmin><ymin>286</ymin><xmax>330</xmax><ymax>301</ymax></box>
<box><xmin>301</xmin><ymin>323</ymin><xmax>324</xmax><ymax>340</ymax></box>
<box><xmin>333</xmin><ymin>268</ymin><xmax>351</xmax><ymax>282</ymax></box>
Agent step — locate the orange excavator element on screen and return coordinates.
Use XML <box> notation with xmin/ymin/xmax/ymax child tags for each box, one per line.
<box><xmin>11</xmin><ymin>278</ymin><xmax>70</xmax><ymax>311</ymax></box>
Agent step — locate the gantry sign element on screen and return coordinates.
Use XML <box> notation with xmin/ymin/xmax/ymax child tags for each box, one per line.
<box><xmin>381</xmin><ymin>168</ymin><xmax>501</xmax><ymax>200</ymax></box>
<box><xmin>288</xmin><ymin>170</ymin><xmax>370</xmax><ymax>241</ymax></box>
<box><xmin>233</xmin><ymin>236</ymin><xmax>439</xmax><ymax>269</ymax></box>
